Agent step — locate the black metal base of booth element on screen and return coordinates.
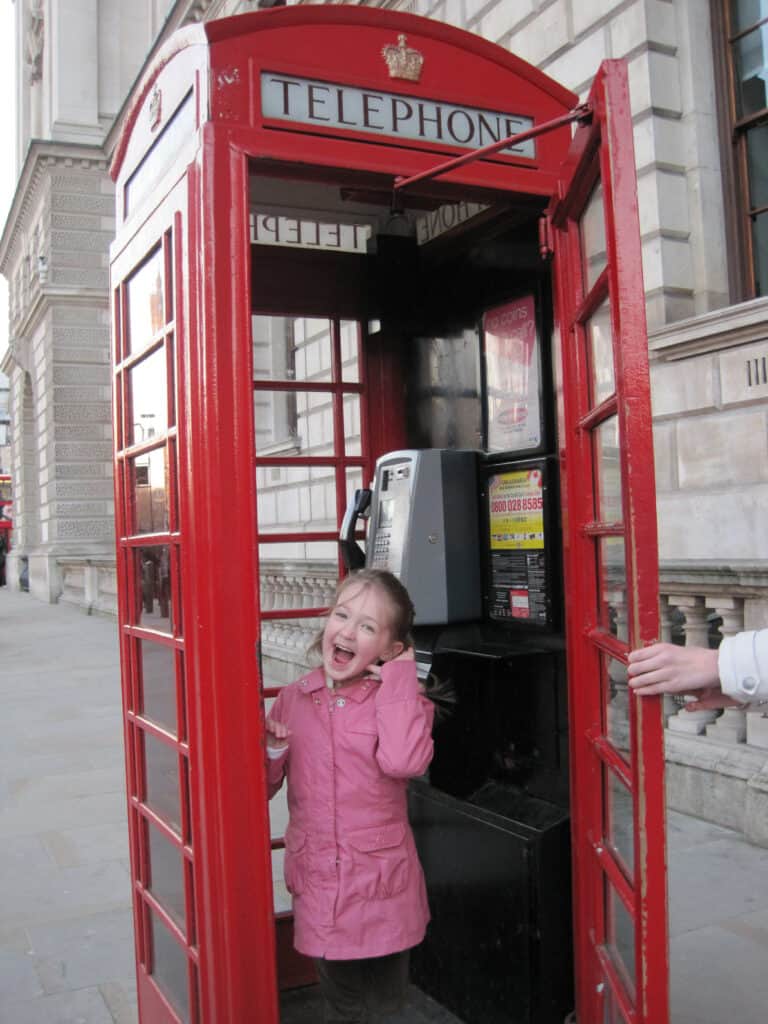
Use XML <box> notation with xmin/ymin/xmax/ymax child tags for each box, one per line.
<box><xmin>408</xmin><ymin>778</ymin><xmax>574</xmax><ymax>1024</ymax></box>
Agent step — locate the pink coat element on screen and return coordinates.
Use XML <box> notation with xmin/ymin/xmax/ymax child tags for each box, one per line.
<box><xmin>267</xmin><ymin>659</ymin><xmax>435</xmax><ymax>960</ymax></box>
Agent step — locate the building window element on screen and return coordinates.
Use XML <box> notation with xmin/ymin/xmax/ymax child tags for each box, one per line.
<box><xmin>714</xmin><ymin>2</ymin><xmax>768</xmax><ymax>298</ymax></box>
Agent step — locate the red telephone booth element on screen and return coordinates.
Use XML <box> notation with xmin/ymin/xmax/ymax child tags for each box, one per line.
<box><xmin>110</xmin><ymin>8</ymin><xmax>668</xmax><ymax>1024</ymax></box>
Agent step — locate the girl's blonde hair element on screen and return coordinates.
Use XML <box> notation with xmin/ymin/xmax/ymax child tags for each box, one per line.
<box><xmin>307</xmin><ymin>569</ymin><xmax>415</xmax><ymax>663</ymax></box>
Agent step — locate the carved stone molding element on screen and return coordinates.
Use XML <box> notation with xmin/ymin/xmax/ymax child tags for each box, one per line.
<box><xmin>26</xmin><ymin>0</ymin><xmax>45</xmax><ymax>85</ymax></box>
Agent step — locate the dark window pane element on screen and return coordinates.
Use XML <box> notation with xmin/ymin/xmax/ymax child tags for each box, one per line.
<box><xmin>134</xmin><ymin>545</ymin><xmax>173</xmax><ymax>634</ymax></box>
<box><xmin>126</xmin><ymin>248</ymin><xmax>165</xmax><ymax>354</ymax></box>
<box><xmin>730</xmin><ymin>1</ymin><xmax>768</xmax><ymax>36</ymax></box>
<box><xmin>149</xmin><ymin>909</ymin><xmax>189</xmax><ymax>1023</ymax></box>
<box><xmin>605</xmin><ymin>877</ymin><xmax>636</xmax><ymax>995</ymax></box>
<box><xmin>147</xmin><ymin>824</ymin><xmax>186</xmax><ymax>928</ymax></box>
<box><xmin>139</xmin><ymin>640</ymin><xmax>177</xmax><ymax>734</ymax></box>
<box><xmin>128</xmin><ymin>347</ymin><xmax>168</xmax><ymax>443</ymax></box>
<box><xmin>746</xmin><ymin>123</ymin><xmax>768</xmax><ymax>209</ymax></box>
<box><xmin>144</xmin><ymin>731</ymin><xmax>181</xmax><ymax>833</ymax></box>
<box><xmin>733</xmin><ymin>25</ymin><xmax>768</xmax><ymax>117</ymax></box>
<box><xmin>751</xmin><ymin>209</ymin><xmax>768</xmax><ymax>296</ymax></box>
<box><xmin>132</xmin><ymin>447</ymin><xmax>169</xmax><ymax>535</ymax></box>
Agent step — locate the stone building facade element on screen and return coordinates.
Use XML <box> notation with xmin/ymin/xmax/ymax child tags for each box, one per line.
<box><xmin>2</xmin><ymin>0</ymin><xmax>768</xmax><ymax>838</ymax></box>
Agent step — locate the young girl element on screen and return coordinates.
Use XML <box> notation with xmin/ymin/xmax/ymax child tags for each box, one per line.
<box><xmin>266</xmin><ymin>568</ymin><xmax>434</xmax><ymax>1023</ymax></box>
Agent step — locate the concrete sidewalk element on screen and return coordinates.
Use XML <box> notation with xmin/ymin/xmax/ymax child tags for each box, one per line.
<box><xmin>1</xmin><ymin>585</ymin><xmax>767</xmax><ymax>1023</ymax></box>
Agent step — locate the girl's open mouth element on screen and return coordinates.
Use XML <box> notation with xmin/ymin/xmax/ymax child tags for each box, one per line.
<box><xmin>333</xmin><ymin>644</ymin><xmax>354</xmax><ymax>666</ymax></box>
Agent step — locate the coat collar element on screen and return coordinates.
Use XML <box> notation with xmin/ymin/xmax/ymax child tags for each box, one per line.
<box><xmin>297</xmin><ymin>667</ymin><xmax>379</xmax><ymax>702</ymax></box>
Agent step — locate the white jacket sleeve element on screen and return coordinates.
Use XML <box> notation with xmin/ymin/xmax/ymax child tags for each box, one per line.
<box><xmin>718</xmin><ymin>629</ymin><xmax>768</xmax><ymax>702</ymax></box>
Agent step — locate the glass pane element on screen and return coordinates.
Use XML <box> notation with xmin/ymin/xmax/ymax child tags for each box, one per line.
<box><xmin>601</xmin><ymin>977</ymin><xmax>627</xmax><ymax>1024</ymax></box>
<box><xmin>144</xmin><ymin>731</ymin><xmax>181</xmax><ymax>833</ymax></box>
<box><xmin>408</xmin><ymin>330</ymin><xmax>483</xmax><ymax>451</ymax></box>
<box><xmin>256</xmin><ymin>466</ymin><xmax>338</xmax><ymax>534</ymax></box>
<box><xmin>252</xmin><ymin>315</ymin><xmax>333</xmax><ymax>382</ymax></box>
<box><xmin>149</xmin><ymin>909</ymin><xmax>189</xmax><ymax>1023</ymax></box>
<box><xmin>580</xmin><ymin>181</ymin><xmax>607</xmax><ymax>290</ymax></box>
<box><xmin>341</xmin><ymin>320</ymin><xmax>360</xmax><ymax>382</ymax></box>
<box><xmin>604</xmin><ymin>654</ymin><xmax>631</xmax><ymax>760</ymax></box>
<box><xmin>259</xmin><ymin>612</ymin><xmax>325</xmax><ymax>689</ymax></box>
<box><xmin>139</xmin><ymin>640</ymin><xmax>177</xmax><ymax>734</ymax></box>
<box><xmin>128</xmin><ymin>347</ymin><xmax>168</xmax><ymax>443</ymax></box>
<box><xmin>605</xmin><ymin>767</ymin><xmax>634</xmax><ymax>878</ymax></box>
<box><xmin>147</xmin><ymin>824</ymin><xmax>186</xmax><ymax>928</ymax></box>
<box><xmin>343</xmin><ymin>395</ymin><xmax>362</xmax><ymax>455</ymax></box>
<box><xmin>587</xmin><ymin>299</ymin><xmax>615</xmax><ymax>406</ymax></box>
<box><xmin>606</xmin><ymin>879</ymin><xmax>636</xmax><ymax>993</ymax></box>
<box><xmin>134</xmin><ymin>545</ymin><xmax>173</xmax><ymax>633</ymax></box>
<box><xmin>746</xmin><ymin>123</ymin><xmax>768</xmax><ymax>210</ymax></box>
<box><xmin>254</xmin><ymin>388</ymin><xmax>335</xmax><ymax>456</ymax></box>
<box><xmin>594</xmin><ymin>417</ymin><xmax>623</xmax><ymax>522</ymax></box>
<box><xmin>730</xmin><ymin>0</ymin><xmax>768</xmax><ymax>34</ymax></box>
<box><xmin>733</xmin><ymin>24</ymin><xmax>768</xmax><ymax>118</ymax></box>
<box><xmin>126</xmin><ymin>248</ymin><xmax>165</xmax><ymax>354</ymax></box>
<box><xmin>598</xmin><ymin>536</ymin><xmax>627</xmax><ymax>637</ymax></box>
<box><xmin>272</xmin><ymin>847</ymin><xmax>290</xmax><ymax>913</ymax></box>
<box><xmin>752</xmin><ymin>209</ymin><xmax>768</xmax><ymax>297</ymax></box>
<box><xmin>132</xmin><ymin>447</ymin><xmax>169</xmax><ymax>535</ymax></box>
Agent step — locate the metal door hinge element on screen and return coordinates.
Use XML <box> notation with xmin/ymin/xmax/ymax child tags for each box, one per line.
<box><xmin>539</xmin><ymin>214</ymin><xmax>554</xmax><ymax>261</ymax></box>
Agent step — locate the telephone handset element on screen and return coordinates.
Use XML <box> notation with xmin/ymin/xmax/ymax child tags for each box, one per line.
<box><xmin>339</xmin><ymin>487</ymin><xmax>372</xmax><ymax>571</ymax></box>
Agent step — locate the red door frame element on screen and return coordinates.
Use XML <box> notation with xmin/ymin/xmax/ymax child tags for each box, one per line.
<box><xmin>549</xmin><ymin>62</ymin><xmax>668</xmax><ymax>1024</ymax></box>
<box><xmin>110</xmin><ymin>10</ymin><xmax>668</xmax><ymax>1024</ymax></box>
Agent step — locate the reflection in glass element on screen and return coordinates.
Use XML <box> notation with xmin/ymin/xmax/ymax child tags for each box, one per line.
<box><xmin>601</xmin><ymin>978</ymin><xmax>625</xmax><ymax>1024</ymax></box>
<box><xmin>144</xmin><ymin>731</ymin><xmax>181</xmax><ymax>832</ymax></box>
<box><xmin>343</xmin><ymin>395</ymin><xmax>362</xmax><ymax>455</ymax></box>
<box><xmin>252</xmin><ymin>315</ymin><xmax>333</xmax><ymax>382</ymax></box>
<box><xmin>148</xmin><ymin>823</ymin><xmax>186</xmax><ymax>928</ymax></box>
<box><xmin>341</xmin><ymin>320</ymin><xmax>360</xmax><ymax>382</ymax></box>
<box><xmin>128</xmin><ymin>347</ymin><xmax>169</xmax><ymax>443</ymax></box>
<box><xmin>139</xmin><ymin>640</ymin><xmax>177</xmax><ymax>734</ymax></box>
<box><xmin>733</xmin><ymin>25</ymin><xmax>768</xmax><ymax>118</ymax></box>
<box><xmin>598</xmin><ymin>536</ymin><xmax>627</xmax><ymax>636</ymax></box>
<box><xmin>256</xmin><ymin>467</ymin><xmax>337</xmax><ymax>536</ymax></box>
<box><xmin>594</xmin><ymin>417</ymin><xmax>623</xmax><ymax>522</ymax></box>
<box><xmin>272</xmin><ymin>847</ymin><xmax>290</xmax><ymax>912</ymax></box>
<box><xmin>134</xmin><ymin>545</ymin><xmax>173</xmax><ymax>633</ymax></box>
<box><xmin>254</xmin><ymin>389</ymin><xmax>334</xmax><ymax>457</ymax></box>
<box><xmin>126</xmin><ymin>248</ymin><xmax>164</xmax><ymax>354</ymax></box>
<box><xmin>580</xmin><ymin>182</ymin><xmax>607</xmax><ymax>290</ymax></box>
<box><xmin>587</xmin><ymin>300</ymin><xmax>615</xmax><ymax>407</ymax></box>
<box><xmin>149</xmin><ymin>909</ymin><xmax>189</xmax><ymax>1023</ymax></box>
<box><xmin>132</xmin><ymin>447</ymin><xmax>169</xmax><ymax>535</ymax></box>
<box><xmin>407</xmin><ymin>330</ymin><xmax>482</xmax><ymax>450</ymax></box>
<box><xmin>729</xmin><ymin>0</ymin><xmax>768</xmax><ymax>34</ymax></box>
<box><xmin>747</xmin><ymin>123</ymin><xmax>768</xmax><ymax>210</ymax></box>
<box><xmin>605</xmin><ymin>765</ymin><xmax>634</xmax><ymax>877</ymax></box>
<box><xmin>606</xmin><ymin>878</ymin><xmax>636</xmax><ymax>994</ymax></box>
<box><xmin>752</xmin><ymin>209</ymin><xmax>768</xmax><ymax>296</ymax></box>
<box><xmin>604</xmin><ymin>654</ymin><xmax>631</xmax><ymax>761</ymax></box>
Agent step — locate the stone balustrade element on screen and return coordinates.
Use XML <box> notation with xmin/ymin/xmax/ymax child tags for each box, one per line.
<box><xmin>655</xmin><ymin>564</ymin><xmax>768</xmax><ymax>846</ymax></box>
<box><xmin>259</xmin><ymin>561</ymin><xmax>337</xmax><ymax>688</ymax></box>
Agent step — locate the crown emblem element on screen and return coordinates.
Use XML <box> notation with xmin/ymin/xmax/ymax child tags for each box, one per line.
<box><xmin>381</xmin><ymin>35</ymin><xmax>424</xmax><ymax>82</ymax></box>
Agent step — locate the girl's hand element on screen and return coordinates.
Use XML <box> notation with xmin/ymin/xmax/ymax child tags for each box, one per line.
<box><xmin>684</xmin><ymin>686</ymin><xmax>745</xmax><ymax>712</ymax></box>
<box><xmin>627</xmin><ymin>642</ymin><xmax>720</xmax><ymax>695</ymax></box>
<box><xmin>365</xmin><ymin>646</ymin><xmax>415</xmax><ymax>679</ymax></box>
<box><xmin>266</xmin><ymin>718</ymin><xmax>291</xmax><ymax>749</ymax></box>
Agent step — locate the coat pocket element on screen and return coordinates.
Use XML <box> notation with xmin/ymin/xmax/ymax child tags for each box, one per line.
<box><xmin>283</xmin><ymin>824</ymin><xmax>307</xmax><ymax>896</ymax></box>
<box><xmin>346</xmin><ymin>822</ymin><xmax>409</xmax><ymax>900</ymax></box>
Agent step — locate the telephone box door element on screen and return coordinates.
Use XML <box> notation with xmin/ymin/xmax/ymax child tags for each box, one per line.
<box><xmin>550</xmin><ymin>61</ymin><xmax>669</xmax><ymax>1024</ymax></box>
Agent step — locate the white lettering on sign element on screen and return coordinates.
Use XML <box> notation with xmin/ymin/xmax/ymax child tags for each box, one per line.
<box><xmin>250</xmin><ymin>211</ymin><xmax>373</xmax><ymax>253</ymax></box>
<box><xmin>261</xmin><ymin>73</ymin><xmax>536</xmax><ymax>159</ymax></box>
<box><xmin>416</xmin><ymin>201</ymin><xmax>490</xmax><ymax>245</ymax></box>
